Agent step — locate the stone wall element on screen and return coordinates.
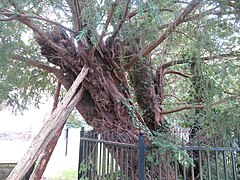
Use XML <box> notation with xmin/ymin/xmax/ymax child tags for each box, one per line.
<box><xmin>0</xmin><ymin>131</ymin><xmax>32</xmax><ymax>141</ymax></box>
<box><xmin>0</xmin><ymin>131</ymin><xmax>32</xmax><ymax>179</ymax></box>
<box><xmin>0</xmin><ymin>163</ymin><xmax>16</xmax><ymax>180</ymax></box>
<box><xmin>0</xmin><ymin>163</ymin><xmax>34</xmax><ymax>180</ymax></box>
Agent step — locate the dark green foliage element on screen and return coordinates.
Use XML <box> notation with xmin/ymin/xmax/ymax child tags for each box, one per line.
<box><xmin>66</xmin><ymin>110</ymin><xmax>87</xmax><ymax>128</ymax></box>
<box><xmin>0</xmin><ymin>21</ymin><xmax>55</xmax><ymax>112</ymax></box>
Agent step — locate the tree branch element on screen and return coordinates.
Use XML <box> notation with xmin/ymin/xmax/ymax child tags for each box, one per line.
<box><xmin>65</xmin><ymin>0</ymin><xmax>83</xmax><ymax>32</ymax></box>
<box><xmin>124</xmin><ymin>0</ymin><xmax>201</xmax><ymax>70</ymax></box>
<box><xmin>162</xmin><ymin>105</ymin><xmax>204</xmax><ymax>114</ymax></box>
<box><xmin>160</xmin><ymin>52</ymin><xmax>240</xmax><ymax>70</ymax></box>
<box><xmin>161</xmin><ymin>94</ymin><xmax>240</xmax><ymax>114</ymax></box>
<box><xmin>164</xmin><ymin>70</ymin><xmax>191</xmax><ymax>78</ymax></box>
<box><xmin>98</xmin><ymin>0</ymin><xmax>121</xmax><ymax>43</ymax></box>
<box><xmin>175</xmin><ymin>30</ymin><xmax>197</xmax><ymax>43</ymax></box>
<box><xmin>0</xmin><ymin>14</ymin><xmax>19</xmax><ymax>21</ymax></box>
<box><xmin>127</xmin><ymin>7</ymin><xmax>174</xmax><ymax>20</ymax></box>
<box><xmin>0</xmin><ymin>9</ymin><xmax>75</xmax><ymax>60</ymax></box>
<box><xmin>0</xmin><ymin>9</ymin><xmax>75</xmax><ymax>33</ymax></box>
<box><xmin>1</xmin><ymin>10</ymin><xmax>80</xmax><ymax>74</ymax></box>
<box><xmin>9</xmin><ymin>55</ymin><xmax>73</xmax><ymax>87</ymax></box>
<box><xmin>183</xmin><ymin>8</ymin><xmax>237</xmax><ymax>23</ymax></box>
<box><xmin>27</xmin><ymin>60</ymin><xmax>59</xmax><ymax>73</ymax></box>
<box><xmin>52</xmin><ymin>81</ymin><xmax>61</xmax><ymax>113</ymax></box>
<box><xmin>143</xmin><ymin>0</ymin><xmax>201</xmax><ymax>56</ymax></box>
<box><xmin>21</xmin><ymin>57</ymin><xmax>75</xmax><ymax>92</ymax></box>
<box><xmin>25</xmin><ymin>60</ymin><xmax>73</xmax><ymax>87</ymax></box>
<box><xmin>110</xmin><ymin>0</ymin><xmax>130</xmax><ymax>41</ymax></box>
<box><xmin>156</xmin><ymin>7</ymin><xmax>237</xmax><ymax>31</ymax></box>
<box><xmin>164</xmin><ymin>93</ymin><xmax>184</xmax><ymax>103</ymax></box>
<box><xmin>9</xmin><ymin>55</ymin><xmax>60</xmax><ymax>74</ymax></box>
<box><xmin>89</xmin><ymin>0</ymin><xmax>121</xmax><ymax>55</ymax></box>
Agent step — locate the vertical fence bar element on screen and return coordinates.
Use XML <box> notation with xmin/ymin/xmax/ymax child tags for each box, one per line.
<box><xmin>110</xmin><ymin>132</ymin><xmax>114</xmax><ymax>179</ymax></box>
<box><xmin>183</xmin><ymin>154</ymin><xmax>186</xmax><ymax>180</ymax></box>
<box><xmin>214</xmin><ymin>138</ymin><xmax>220</xmax><ymax>180</ymax></box>
<box><xmin>174</xmin><ymin>158</ymin><xmax>178</xmax><ymax>180</ymax></box>
<box><xmin>222</xmin><ymin>139</ymin><xmax>229</xmax><ymax>180</ymax></box>
<box><xmin>115</xmin><ymin>134</ymin><xmax>119</xmax><ymax>180</ymax></box>
<box><xmin>120</xmin><ymin>146</ymin><xmax>124</xmax><ymax>180</ymax></box>
<box><xmin>93</xmin><ymin>131</ymin><xmax>98</xmax><ymax>179</ymax></box>
<box><xmin>158</xmin><ymin>152</ymin><xmax>162</xmax><ymax>180</ymax></box>
<box><xmin>85</xmin><ymin>132</ymin><xmax>90</xmax><ymax>178</ymax></box>
<box><xmin>102</xmin><ymin>133</ymin><xmax>107</xmax><ymax>178</ymax></box>
<box><xmin>197</xmin><ymin>138</ymin><xmax>203</xmax><ymax>180</ymax></box>
<box><xmin>198</xmin><ymin>150</ymin><xmax>203</xmax><ymax>180</ymax></box>
<box><xmin>65</xmin><ymin>127</ymin><xmax>69</xmax><ymax>156</ymax></box>
<box><xmin>130</xmin><ymin>138</ymin><xmax>134</xmax><ymax>180</ymax></box>
<box><xmin>78</xmin><ymin>127</ymin><xmax>85</xmax><ymax>180</ymax></box>
<box><xmin>98</xmin><ymin>133</ymin><xmax>102</xmax><ymax>178</ymax></box>
<box><xmin>125</xmin><ymin>134</ymin><xmax>129</xmax><ymax>179</ymax></box>
<box><xmin>91</xmin><ymin>132</ymin><xmax>94</xmax><ymax>178</ymax></box>
<box><xmin>230</xmin><ymin>146</ymin><xmax>237</xmax><ymax>180</ymax></box>
<box><xmin>150</xmin><ymin>151</ymin><xmax>154</xmax><ymax>179</ymax></box>
<box><xmin>166</xmin><ymin>152</ymin><xmax>170</xmax><ymax>180</ymax></box>
<box><xmin>189</xmin><ymin>137</ymin><xmax>195</xmax><ymax>180</ymax></box>
<box><xmin>106</xmin><ymin>132</ymin><xmax>110</xmax><ymax>179</ymax></box>
<box><xmin>89</xmin><ymin>132</ymin><xmax>93</xmax><ymax>179</ymax></box>
<box><xmin>87</xmin><ymin>131</ymin><xmax>91</xmax><ymax>179</ymax></box>
<box><xmin>182</xmin><ymin>136</ymin><xmax>186</xmax><ymax>180</ymax></box>
<box><xmin>138</xmin><ymin>131</ymin><xmax>145</xmax><ymax>180</ymax></box>
<box><xmin>207</xmin><ymin>150</ymin><xmax>212</xmax><ymax>180</ymax></box>
<box><xmin>82</xmin><ymin>134</ymin><xmax>87</xmax><ymax>177</ymax></box>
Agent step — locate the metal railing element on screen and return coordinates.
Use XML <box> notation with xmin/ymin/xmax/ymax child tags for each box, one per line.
<box><xmin>78</xmin><ymin>128</ymin><xmax>240</xmax><ymax>180</ymax></box>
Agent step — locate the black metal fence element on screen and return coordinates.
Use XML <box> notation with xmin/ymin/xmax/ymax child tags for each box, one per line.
<box><xmin>78</xmin><ymin>128</ymin><xmax>240</xmax><ymax>180</ymax></box>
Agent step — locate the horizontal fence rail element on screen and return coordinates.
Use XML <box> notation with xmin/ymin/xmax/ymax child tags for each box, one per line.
<box><xmin>78</xmin><ymin>128</ymin><xmax>240</xmax><ymax>180</ymax></box>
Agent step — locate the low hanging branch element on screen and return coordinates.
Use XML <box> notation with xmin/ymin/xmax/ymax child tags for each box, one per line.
<box><xmin>0</xmin><ymin>9</ymin><xmax>75</xmax><ymax>33</ymax></box>
<box><xmin>161</xmin><ymin>94</ymin><xmax>240</xmax><ymax>115</ymax></box>
<box><xmin>9</xmin><ymin>54</ymin><xmax>60</xmax><ymax>74</ymax></box>
<box><xmin>160</xmin><ymin>51</ymin><xmax>240</xmax><ymax>70</ymax></box>
<box><xmin>7</xmin><ymin>66</ymin><xmax>89</xmax><ymax>180</ymax></box>
<box><xmin>164</xmin><ymin>70</ymin><xmax>191</xmax><ymax>78</ymax></box>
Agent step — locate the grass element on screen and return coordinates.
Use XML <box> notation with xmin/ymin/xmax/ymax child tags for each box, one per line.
<box><xmin>50</xmin><ymin>169</ymin><xmax>78</xmax><ymax>180</ymax></box>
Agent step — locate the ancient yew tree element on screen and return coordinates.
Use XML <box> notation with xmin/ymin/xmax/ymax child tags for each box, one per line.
<box><xmin>0</xmin><ymin>0</ymin><xmax>239</xmax><ymax>179</ymax></box>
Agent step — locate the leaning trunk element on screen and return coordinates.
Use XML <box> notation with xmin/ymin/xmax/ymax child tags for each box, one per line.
<box><xmin>6</xmin><ymin>67</ymin><xmax>88</xmax><ymax>180</ymax></box>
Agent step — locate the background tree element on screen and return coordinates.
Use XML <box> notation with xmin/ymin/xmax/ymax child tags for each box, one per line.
<box><xmin>0</xmin><ymin>0</ymin><xmax>239</xmax><ymax>179</ymax></box>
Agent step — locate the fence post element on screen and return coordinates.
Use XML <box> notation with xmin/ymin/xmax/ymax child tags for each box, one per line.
<box><xmin>65</xmin><ymin>127</ymin><xmax>69</xmax><ymax>156</ymax></box>
<box><xmin>138</xmin><ymin>131</ymin><xmax>145</xmax><ymax>180</ymax></box>
<box><xmin>78</xmin><ymin>127</ymin><xmax>85</xmax><ymax>180</ymax></box>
